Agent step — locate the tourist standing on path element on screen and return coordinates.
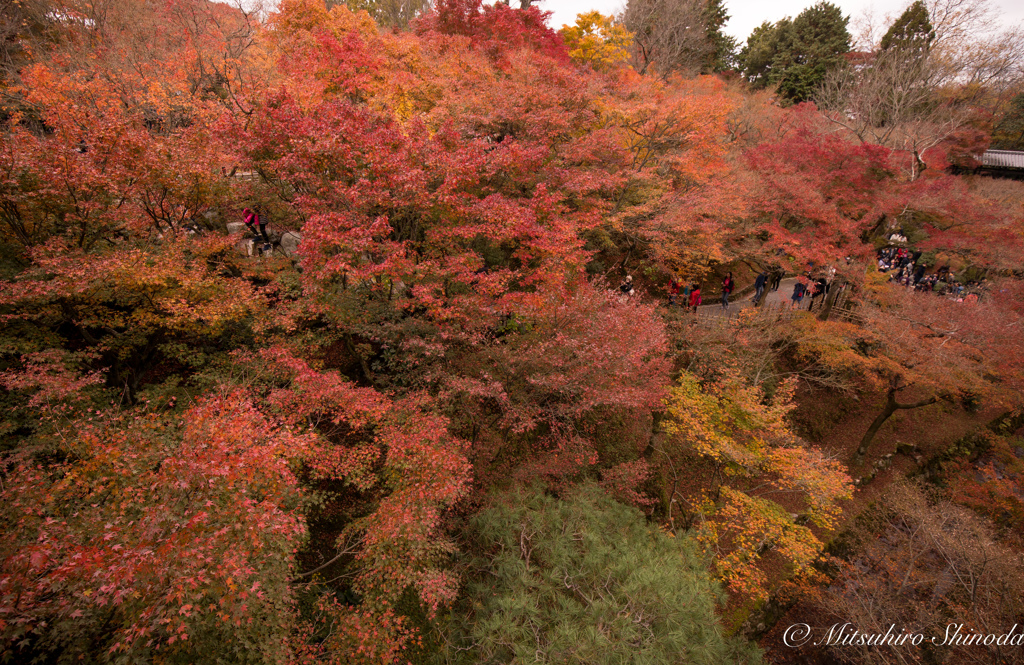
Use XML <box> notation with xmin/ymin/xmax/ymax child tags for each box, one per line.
<box><xmin>809</xmin><ymin>277</ymin><xmax>827</xmax><ymax>311</ymax></box>
<box><xmin>668</xmin><ymin>277</ymin><xmax>680</xmax><ymax>305</ymax></box>
<box><xmin>721</xmin><ymin>272</ymin><xmax>734</xmax><ymax>310</ymax></box>
<box><xmin>753</xmin><ymin>271</ymin><xmax>767</xmax><ymax>305</ymax></box>
<box><xmin>771</xmin><ymin>269</ymin><xmax>782</xmax><ymax>292</ymax></box>
<box><xmin>689</xmin><ymin>284</ymin><xmax>702</xmax><ymax>313</ymax></box>
<box><xmin>913</xmin><ymin>264</ymin><xmax>925</xmax><ymax>284</ymax></box>
<box><xmin>791</xmin><ymin>279</ymin><xmax>807</xmax><ymax>309</ymax></box>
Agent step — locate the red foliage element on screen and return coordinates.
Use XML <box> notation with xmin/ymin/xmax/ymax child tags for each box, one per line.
<box><xmin>746</xmin><ymin>123</ymin><xmax>899</xmax><ymax>267</ymax></box>
<box><xmin>0</xmin><ymin>393</ymin><xmax>311</xmax><ymax>660</ymax></box>
<box><xmin>415</xmin><ymin>0</ymin><xmax>569</xmax><ymax>65</ymax></box>
<box><xmin>255</xmin><ymin>348</ymin><xmax>472</xmax><ymax>657</ymax></box>
<box><xmin>440</xmin><ymin>280</ymin><xmax>670</xmax><ymax>483</ymax></box>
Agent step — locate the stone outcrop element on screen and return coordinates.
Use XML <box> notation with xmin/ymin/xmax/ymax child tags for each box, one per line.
<box><xmin>226</xmin><ymin>221</ymin><xmax>300</xmax><ymax>258</ymax></box>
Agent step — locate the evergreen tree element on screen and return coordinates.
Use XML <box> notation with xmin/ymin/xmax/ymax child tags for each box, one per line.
<box><xmin>879</xmin><ymin>0</ymin><xmax>935</xmax><ymax>54</ymax></box>
<box><xmin>737</xmin><ymin>1</ymin><xmax>851</xmax><ymax>104</ymax></box>
<box><xmin>737</xmin><ymin>20</ymin><xmax>783</xmax><ymax>87</ymax></box>
<box><xmin>703</xmin><ymin>0</ymin><xmax>739</xmax><ymax>73</ymax></box>
<box><xmin>438</xmin><ymin>484</ymin><xmax>763</xmax><ymax>665</ymax></box>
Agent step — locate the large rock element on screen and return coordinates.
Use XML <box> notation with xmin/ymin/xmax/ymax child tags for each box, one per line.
<box><xmin>234</xmin><ymin>238</ymin><xmax>255</xmax><ymax>257</ymax></box>
<box><xmin>280</xmin><ymin>231</ymin><xmax>301</xmax><ymax>257</ymax></box>
<box><xmin>227</xmin><ymin>221</ymin><xmax>299</xmax><ymax>259</ymax></box>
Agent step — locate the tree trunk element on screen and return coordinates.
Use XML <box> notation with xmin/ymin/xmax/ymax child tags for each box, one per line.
<box><xmin>643</xmin><ymin>412</ymin><xmax>665</xmax><ymax>460</ymax></box>
<box><xmin>817</xmin><ymin>282</ymin><xmax>842</xmax><ymax>321</ymax></box>
<box><xmin>858</xmin><ymin>388</ymin><xmax>938</xmax><ymax>456</ymax></box>
<box><xmin>344</xmin><ymin>333</ymin><xmax>374</xmax><ymax>386</ymax></box>
<box><xmin>858</xmin><ymin>393</ymin><xmax>898</xmax><ymax>456</ymax></box>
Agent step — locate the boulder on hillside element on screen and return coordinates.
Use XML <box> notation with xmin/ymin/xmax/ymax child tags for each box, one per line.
<box><xmin>227</xmin><ymin>221</ymin><xmax>299</xmax><ymax>258</ymax></box>
<box><xmin>279</xmin><ymin>231</ymin><xmax>301</xmax><ymax>257</ymax></box>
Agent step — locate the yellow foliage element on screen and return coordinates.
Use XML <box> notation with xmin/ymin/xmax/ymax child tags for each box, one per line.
<box><xmin>662</xmin><ymin>368</ymin><xmax>853</xmax><ymax>601</ymax></box>
<box><xmin>560</xmin><ymin>12</ymin><xmax>633</xmax><ymax>70</ymax></box>
<box><xmin>697</xmin><ymin>488</ymin><xmax>821</xmax><ymax>602</ymax></box>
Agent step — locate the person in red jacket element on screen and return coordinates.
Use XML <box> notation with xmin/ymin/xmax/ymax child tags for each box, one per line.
<box><xmin>688</xmin><ymin>284</ymin><xmax>702</xmax><ymax>313</ymax></box>
<box><xmin>720</xmin><ymin>272</ymin><xmax>734</xmax><ymax>310</ymax></box>
<box><xmin>668</xmin><ymin>277</ymin><xmax>681</xmax><ymax>305</ymax></box>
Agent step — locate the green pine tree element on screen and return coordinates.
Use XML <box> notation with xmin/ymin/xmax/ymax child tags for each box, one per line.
<box><xmin>703</xmin><ymin>0</ymin><xmax>739</xmax><ymax>73</ymax></box>
<box><xmin>737</xmin><ymin>2</ymin><xmax>851</xmax><ymax>104</ymax></box>
<box><xmin>737</xmin><ymin>20</ymin><xmax>785</xmax><ymax>88</ymax></box>
<box><xmin>880</xmin><ymin>0</ymin><xmax>935</xmax><ymax>54</ymax></box>
<box><xmin>435</xmin><ymin>484</ymin><xmax>763</xmax><ymax>665</ymax></box>
<box><xmin>992</xmin><ymin>92</ymin><xmax>1024</xmax><ymax>150</ymax></box>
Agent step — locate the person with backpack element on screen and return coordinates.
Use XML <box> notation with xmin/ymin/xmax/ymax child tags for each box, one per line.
<box><xmin>689</xmin><ymin>284</ymin><xmax>702</xmax><ymax>313</ymax></box>
<box><xmin>242</xmin><ymin>207</ymin><xmax>271</xmax><ymax>252</ymax></box>
<box><xmin>720</xmin><ymin>272</ymin><xmax>734</xmax><ymax>310</ymax></box>
<box><xmin>791</xmin><ymin>279</ymin><xmax>807</xmax><ymax>309</ymax></box>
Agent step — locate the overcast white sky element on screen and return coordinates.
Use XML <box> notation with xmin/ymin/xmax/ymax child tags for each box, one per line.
<box><xmin>540</xmin><ymin>0</ymin><xmax>1024</xmax><ymax>44</ymax></box>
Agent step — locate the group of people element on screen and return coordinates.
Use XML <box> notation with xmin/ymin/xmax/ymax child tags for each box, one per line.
<box><xmin>790</xmin><ymin>274</ymin><xmax>832</xmax><ymax>310</ymax></box>
<box><xmin>655</xmin><ymin>266</ymin><xmax>788</xmax><ymax>314</ymax></box>
<box><xmin>877</xmin><ymin>246</ymin><xmax>917</xmax><ymax>273</ymax></box>
<box><xmin>877</xmin><ymin>246</ymin><xmax>982</xmax><ymax>302</ymax></box>
<box><xmin>664</xmin><ymin>278</ymin><xmax>704</xmax><ymax>312</ymax></box>
<box><xmin>621</xmin><ymin>242</ymin><xmax>984</xmax><ymax>317</ymax></box>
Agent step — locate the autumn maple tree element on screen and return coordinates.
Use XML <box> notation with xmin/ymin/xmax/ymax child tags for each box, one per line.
<box><xmin>0</xmin><ymin>393</ymin><xmax>312</xmax><ymax>661</ymax></box>
<box><xmin>659</xmin><ymin>366</ymin><xmax>852</xmax><ymax>601</ymax></box>
<box><xmin>787</xmin><ymin>273</ymin><xmax>1024</xmax><ymax>457</ymax></box>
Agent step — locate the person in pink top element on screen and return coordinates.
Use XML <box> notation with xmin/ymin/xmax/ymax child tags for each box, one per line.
<box><xmin>242</xmin><ymin>207</ymin><xmax>271</xmax><ymax>252</ymax></box>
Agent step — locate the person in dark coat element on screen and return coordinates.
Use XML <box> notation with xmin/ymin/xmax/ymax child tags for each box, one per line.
<box><xmin>753</xmin><ymin>271</ymin><xmax>767</xmax><ymax>305</ymax></box>
<box><xmin>791</xmin><ymin>280</ymin><xmax>807</xmax><ymax>309</ymax></box>
<box><xmin>809</xmin><ymin>277</ymin><xmax>828</xmax><ymax>311</ymax></box>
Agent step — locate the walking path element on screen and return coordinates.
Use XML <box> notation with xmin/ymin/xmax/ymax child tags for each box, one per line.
<box><xmin>695</xmin><ymin>277</ymin><xmax>801</xmax><ymax>318</ymax></box>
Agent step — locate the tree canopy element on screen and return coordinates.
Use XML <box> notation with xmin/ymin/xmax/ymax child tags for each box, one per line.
<box><xmin>738</xmin><ymin>1</ymin><xmax>852</xmax><ymax>103</ymax></box>
<box><xmin>0</xmin><ymin>0</ymin><xmax>1022</xmax><ymax>662</ymax></box>
<box><xmin>441</xmin><ymin>484</ymin><xmax>763</xmax><ymax>665</ymax></box>
<box><xmin>880</xmin><ymin>0</ymin><xmax>936</xmax><ymax>53</ymax></box>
